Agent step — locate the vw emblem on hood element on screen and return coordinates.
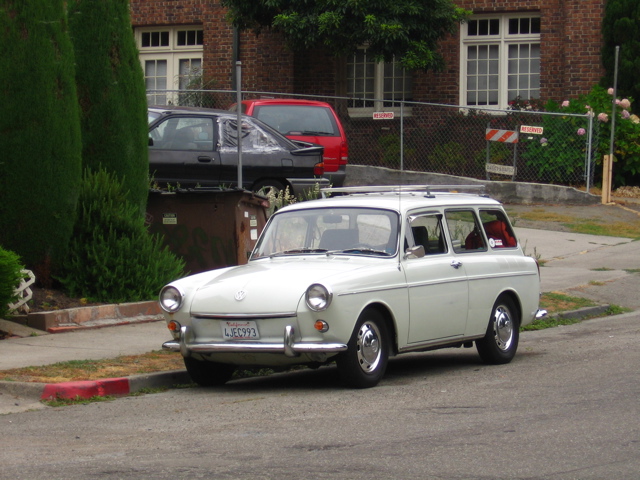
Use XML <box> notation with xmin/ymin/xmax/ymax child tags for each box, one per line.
<box><xmin>234</xmin><ymin>290</ymin><xmax>246</xmax><ymax>301</ymax></box>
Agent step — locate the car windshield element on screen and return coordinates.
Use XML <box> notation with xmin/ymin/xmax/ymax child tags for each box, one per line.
<box><xmin>251</xmin><ymin>207</ymin><xmax>399</xmax><ymax>259</ymax></box>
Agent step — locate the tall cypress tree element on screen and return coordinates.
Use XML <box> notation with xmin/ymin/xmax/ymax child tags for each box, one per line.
<box><xmin>601</xmin><ymin>0</ymin><xmax>640</xmax><ymax>110</ymax></box>
<box><xmin>0</xmin><ymin>0</ymin><xmax>82</xmax><ymax>284</ymax></box>
<box><xmin>68</xmin><ymin>0</ymin><xmax>148</xmax><ymax>212</ymax></box>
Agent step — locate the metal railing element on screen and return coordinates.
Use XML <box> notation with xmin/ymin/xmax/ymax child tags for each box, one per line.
<box><xmin>147</xmin><ymin>89</ymin><xmax>597</xmax><ymax>188</ymax></box>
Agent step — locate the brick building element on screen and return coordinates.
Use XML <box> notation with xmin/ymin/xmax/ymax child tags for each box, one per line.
<box><xmin>130</xmin><ymin>0</ymin><xmax>606</xmax><ymax>110</ymax></box>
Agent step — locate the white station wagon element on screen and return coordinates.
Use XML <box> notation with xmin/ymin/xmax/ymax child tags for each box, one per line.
<box><xmin>160</xmin><ymin>185</ymin><xmax>546</xmax><ymax>388</ymax></box>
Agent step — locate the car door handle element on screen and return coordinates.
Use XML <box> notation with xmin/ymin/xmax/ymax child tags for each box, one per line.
<box><xmin>197</xmin><ymin>156</ymin><xmax>212</xmax><ymax>163</ymax></box>
<box><xmin>450</xmin><ymin>260</ymin><xmax>463</xmax><ymax>269</ymax></box>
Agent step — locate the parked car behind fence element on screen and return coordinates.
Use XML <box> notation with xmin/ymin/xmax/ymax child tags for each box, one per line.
<box><xmin>148</xmin><ymin>106</ymin><xmax>327</xmax><ymax>196</ymax></box>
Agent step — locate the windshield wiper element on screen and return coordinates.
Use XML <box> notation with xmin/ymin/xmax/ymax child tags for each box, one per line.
<box><xmin>270</xmin><ymin>248</ymin><xmax>328</xmax><ymax>258</ymax></box>
<box><xmin>300</xmin><ymin>130</ymin><xmax>332</xmax><ymax>136</ymax></box>
<box><xmin>333</xmin><ymin>248</ymin><xmax>393</xmax><ymax>256</ymax></box>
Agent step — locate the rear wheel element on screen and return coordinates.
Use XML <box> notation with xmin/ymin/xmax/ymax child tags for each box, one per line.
<box><xmin>183</xmin><ymin>357</ymin><xmax>235</xmax><ymax>387</ymax></box>
<box><xmin>476</xmin><ymin>296</ymin><xmax>520</xmax><ymax>364</ymax></box>
<box><xmin>337</xmin><ymin>308</ymin><xmax>389</xmax><ymax>388</ymax></box>
<box><xmin>253</xmin><ymin>179</ymin><xmax>286</xmax><ymax>197</ymax></box>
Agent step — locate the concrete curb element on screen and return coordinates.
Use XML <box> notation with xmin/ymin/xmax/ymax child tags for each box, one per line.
<box><xmin>0</xmin><ymin>369</ymin><xmax>191</xmax><ymax>403</ymax></box>
<box><xmin>551</xmin><ymin>305</ymin><xmax>612</xmax><ymax>321</ymax></box>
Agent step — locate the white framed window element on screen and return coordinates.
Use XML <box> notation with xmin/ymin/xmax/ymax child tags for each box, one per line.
<box><xmin>347</xmin><ymin>48</ymin><xmax>412</xmax><ymax>117</ymax></box>
<box><xmin>135</xmin><ymin>26</ymin><xmax>203</xmax><ymax>105</ymax></box>
<box><xmin>461</xmin><ymin>15</ymin><xmax>540</xmax><ymax>109</ymax></box>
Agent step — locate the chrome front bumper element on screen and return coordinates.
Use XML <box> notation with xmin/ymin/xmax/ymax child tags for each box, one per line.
<box><xmin>162</xmin><ymin>325</ymin><xmax>347</xmax><ymax>358</ymax></box>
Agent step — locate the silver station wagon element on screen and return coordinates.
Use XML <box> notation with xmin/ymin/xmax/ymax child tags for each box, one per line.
<box><xmin>160</xmin><ymin>185</ymin><xmax>546</xmax><ymax>388</ymax></box>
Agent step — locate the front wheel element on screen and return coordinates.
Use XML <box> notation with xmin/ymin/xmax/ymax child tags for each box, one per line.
<box><xmin>184</xmin><ymin>357</ymin><xmax>235</xmax><ymax>387</ymax></box>
<box><xmin>476</xmin><ymin>296</ymin><xmax>520</xmax><ymax>364</ymax></box>
<box><xmin>337</xmin><ymin>308</ymin><xmax>389</xmax><ymax>388</ymax></box>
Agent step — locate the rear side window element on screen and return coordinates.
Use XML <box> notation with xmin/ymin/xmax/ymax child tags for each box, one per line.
<box><xmin>445</xmin><ymin>210</ymin><xmax>486</xmax><ymax>253</ymax></box>
<box><xmin>479</xmin><ymin>209</ymin><xmax>518</xmax><ymax>248</ymax></box>
<box><xmin>253</xmin><ymin>105</ymin><xmax>339</xmax><ymax>136</ymax></box>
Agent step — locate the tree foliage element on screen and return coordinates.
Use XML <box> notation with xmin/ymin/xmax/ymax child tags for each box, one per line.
<box><xmin>221</xmin><ymin>0</ymin><xmax>470</xmax><ymax>71</ymax></box>
<box><xmin>68</xmin><ymin>0</ymin><xmax>149</xmax><ymax>213</ymax></box>
<box><xmin>0</xmin><ymin>0</ymin><xmax>82</xmax><ymax>283</ymax></box>
<box><xmin>601</xmin><ymin>0</ymin><xmax>640</xmax><ymax>111</ymax></box>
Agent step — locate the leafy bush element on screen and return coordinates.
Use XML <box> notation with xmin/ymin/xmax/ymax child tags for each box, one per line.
<box><xmin>0</xmin><ymin>247</ymin><xmax>24</xmax><ymax>318</ymax></box>
<box><xmin>59</xmin><ymin>169</ymin><xmax>185</xmax><ymax>303</ymax></box>
<box><xmin>519</xmin><ymin>85</ymin><xmax>640</xmax><ymax>186</ymax></box>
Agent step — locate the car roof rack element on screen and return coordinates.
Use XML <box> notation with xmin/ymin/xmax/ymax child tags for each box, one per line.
<box><xmin>321</xmin><ymin>185</ymin><xmax>486</xmax><ymax>198</ymax></box>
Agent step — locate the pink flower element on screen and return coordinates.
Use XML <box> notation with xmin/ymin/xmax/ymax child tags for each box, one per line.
<box><xmin>598</xmin><ymin>113</ymin><xmax>609</xmax><ymax>122</ymax></box>
<box><xmin>540</xmin><ymin>137</ymin><xmax>548</xmax><ymax>146</ymax></box>
<box><xmin>622</xmin><ymin>110</ymin><xmax>630</xmax><ymax>119</ymax></box>
<box><xmin>561</xmin><ymin>100</ymin><xmax>570</xmax><ymax>107</ymax></box>
<box><xmin>615</xmin><ymin>99</ymin><xmax>621</xmax><ymax>105</ymax></box>
<box><xmin>608</xmin><ymin>88</ymin><xmax>614</xmax><ymax>95</ymax></box>
<box><xmin>577</xmin><ymin>128</ymin><xmax>586</xmax><ymax>136</ymax></box>
<box><xmin>620</xmin><ymin>98</ymin><xmax>631</xmax><ymax>109</ymax></box>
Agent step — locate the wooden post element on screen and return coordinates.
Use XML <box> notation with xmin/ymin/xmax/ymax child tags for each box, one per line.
<box><xmin>602</xmin><ymin>155</ymin><xmax>614</xmax><ymax>204</ymax></box>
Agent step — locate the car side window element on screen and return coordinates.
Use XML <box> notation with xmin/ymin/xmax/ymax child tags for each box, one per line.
<box><xmin>445</xmin><ymin>209</ymin><xmax>487</xmax><ymax>253</ymax></box>
<box><xmin>407</xmin><ymin>214</ymin><xmax>447</xmax><ymax>256</ymax></box>
<box><xmin>479</xmin><ymin>209</ymin><xmax>518</xmax><ymax>248</ymax></box>
<box><xmin>150</xmin><ymin>117</ymin><xmax>215</xmax><ymax>151</ymax></box>
<box><xmin>221</xmin><ymin>118</ymin><xmax>282</xmax><ymax>152</ymax></box>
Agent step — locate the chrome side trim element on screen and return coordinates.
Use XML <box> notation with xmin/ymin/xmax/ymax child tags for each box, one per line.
<box><xmin>397</xmin><ymin>335</ymin><xmax>483</xmax><ymax>354</ymax></box>
<box><xmin>162</xmin><ymin>325</ymin><xmax>347</xmax><ymax>358</ymax></box>
<box><xmin>337</xmin><ymin>283</ymin><xmax>407</xmax><ymax>297</ymax></box>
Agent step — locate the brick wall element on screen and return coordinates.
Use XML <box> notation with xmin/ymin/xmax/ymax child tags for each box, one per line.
<box><xmin>130</xmin><ymin>0</ymin><xmax>605</xmax><ymax>104</ymax></box>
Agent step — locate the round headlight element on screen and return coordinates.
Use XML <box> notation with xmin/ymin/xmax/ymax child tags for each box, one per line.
<box><xmin>159</xmin><ymin>285</ymin><xmax>184</xmax><ymax>313</ymax></box>
<box><xmin>305</xmin><ymin>284</ymin><xmax>332</xmax><ymax>312</ymax></box>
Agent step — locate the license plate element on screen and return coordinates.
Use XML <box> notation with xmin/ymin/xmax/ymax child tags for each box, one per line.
<box><xmin>222</xmin><ymin>321</ymin><xmax>260</xmax><ymax>340</ymax></box>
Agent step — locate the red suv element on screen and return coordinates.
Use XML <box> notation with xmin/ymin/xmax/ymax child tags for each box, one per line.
<box><xmin>232</xmin><ymin>99</ymin><xmax>348</xmax><ymax>187</ymax></box>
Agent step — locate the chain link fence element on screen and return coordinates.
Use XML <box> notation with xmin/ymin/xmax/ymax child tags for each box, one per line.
<box><xmin>148</xmin><ymin>89</ymin><xmax>598</xmax><ymax>188</ymax></box>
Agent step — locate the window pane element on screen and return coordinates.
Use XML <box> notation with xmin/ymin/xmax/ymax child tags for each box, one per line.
<box><xmin>508</xmin><ymin>19</ymin><xmax>518</xmax><ymax>35</ymax></box>
<box><xmin>479</xmin><ymin>19</ymin><xmax>488</xmax><ymax>36</ymax></box>
<box><xmin>489</xmin><ymin>19</ymin><xmax>499</xmax><ymax>35</ymax></box>
<box><xmin>468</xmin><ymin>20</ymin><xmax>478</xmax><ymax>36</ymax></box>
<box><xmin>531</xmin><ymin>18</ymin><xmax>541</xmax><ymax>34</ymax></box>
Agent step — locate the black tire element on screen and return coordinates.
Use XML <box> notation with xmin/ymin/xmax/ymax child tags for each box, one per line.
<box><xmin>476</xmin><ymin>296</ymin><xmax>520</xmax><ymax>365</ymax></box>
<box><xmin>337</xmin><ymin>308</ymin><xmax>389</xmax><ymax>388</ymax></box>
<box><xmin>183</xmin><ymin>357</ymin><xmax>235</xmax><ymax>387</ymax></box>
<box><xmin>252</xmin><ymin>179</ymin><xmax>286</xmax><ymax>197</ymax></box>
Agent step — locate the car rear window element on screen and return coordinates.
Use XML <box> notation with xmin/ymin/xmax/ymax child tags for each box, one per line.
<box><xmin>252</xmin><ymin>105</ymin><xmax>339</xmax><ymax>137</ymax></box>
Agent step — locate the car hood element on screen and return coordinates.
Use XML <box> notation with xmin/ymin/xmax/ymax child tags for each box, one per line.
<box><xmin>187</xmin><ymin>256</ymin><xmax>380</xmax><ymax>315</ymax></box>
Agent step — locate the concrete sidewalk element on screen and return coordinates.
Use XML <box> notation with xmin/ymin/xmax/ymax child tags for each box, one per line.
<box><xmin>1</xmin><ymin>226</ymin><xmax>639</xmax><ymax>414</ymax></box>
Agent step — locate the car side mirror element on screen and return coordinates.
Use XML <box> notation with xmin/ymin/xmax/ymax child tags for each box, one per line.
<box><xmin>405</xmin><ymin>245</ymin><xmax>425</xmax><ymax>259</ymax></box>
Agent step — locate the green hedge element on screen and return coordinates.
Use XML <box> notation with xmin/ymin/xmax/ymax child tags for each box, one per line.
<box><xmin>0</xmin><ymin>0</ymin><xmax>82</xmax><ymax>282</ymax></box>
<box><xmin>68</xmin><ymin>0</ymin><xmax>149</xmax><ymax>213</ymax></box>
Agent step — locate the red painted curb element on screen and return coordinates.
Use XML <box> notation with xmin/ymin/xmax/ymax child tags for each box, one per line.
<box><xmin>40</xmin><ymin>378</ymin><xmax>131</xmax><ymax>400</ymax></box>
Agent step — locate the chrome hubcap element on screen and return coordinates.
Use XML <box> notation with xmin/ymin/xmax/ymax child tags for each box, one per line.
<box><xmin>356</xmin><ymin>321</ymin><xmax>382</xmax><ymax>373</ymax></box>
<box><xmin>493</xmin><ymin>306</ymin><xmax>513</xmax><ymax>351</ymax></box>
